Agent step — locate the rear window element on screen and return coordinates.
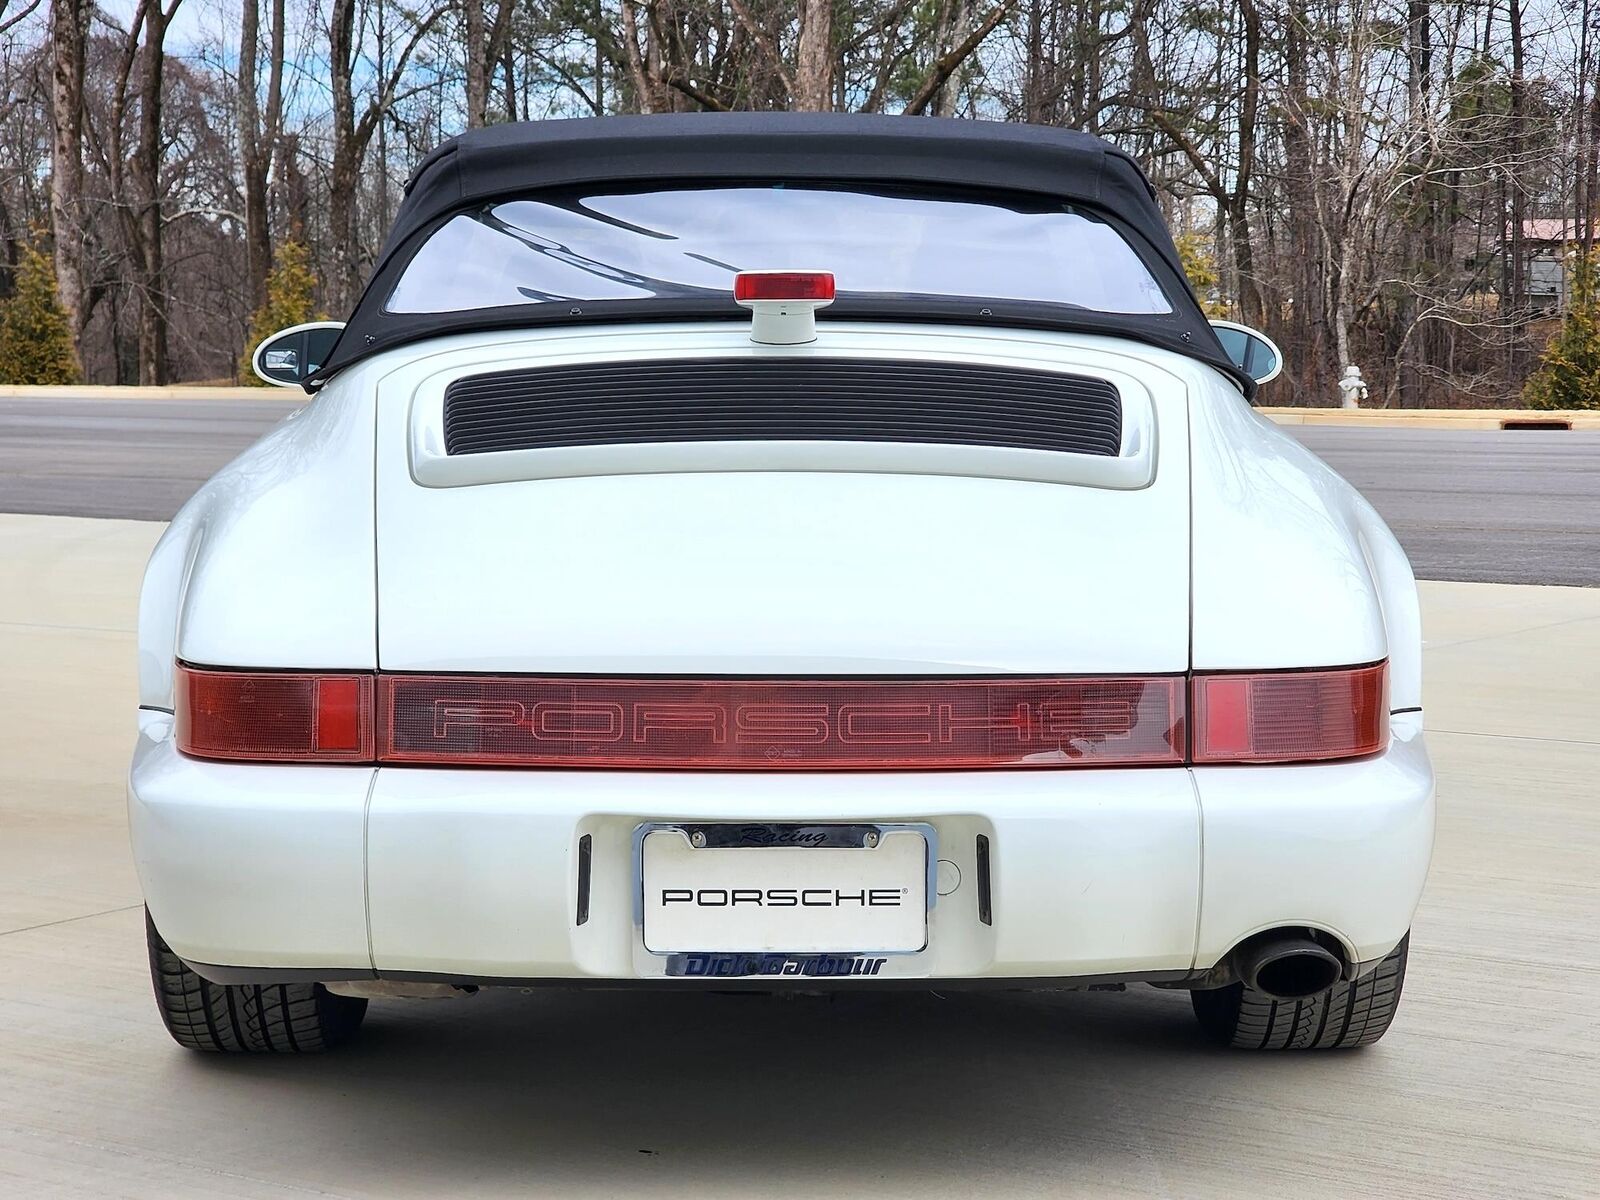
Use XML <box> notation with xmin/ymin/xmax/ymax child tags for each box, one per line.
<box><xmin>386</xmin><ymin>184</ymin><xmax>1172</xmax><ymax>317</ymax></box>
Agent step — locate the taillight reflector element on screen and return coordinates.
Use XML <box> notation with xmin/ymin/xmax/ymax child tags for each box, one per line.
<box><xmin>175</xmin><ymin>667</ymin><xmax>374</xmax><ymax>763</ymax></box>
<box><xmin>1191</xmin><ymin>663</ymin><xmax>1388</xmax><ymax>764</ymax></box>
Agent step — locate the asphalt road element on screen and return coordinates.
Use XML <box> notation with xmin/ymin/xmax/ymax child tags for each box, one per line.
<box><xmin>4</xmin><ymin>514</ymin><xmax>1597</xmax><ymax>1198</ymax></box>
<box><xmin>1293</xmin><ymin>426</ymin><xmax>1600</xmax><ymax>588</ymax></box>
<box><xmin>0</xmin><ymin>396</ymin><xmax>302</xmax><ymax>524</ymax></box>
<box><xmin>1</xmin><ymin>396</ymin><xmax>1596</xmax><ymax>585</ymax></box>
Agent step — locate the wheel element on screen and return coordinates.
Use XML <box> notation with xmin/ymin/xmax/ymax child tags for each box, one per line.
<box><xmin>1190</xmin><ymin>932</ymin><xmax>1409</xmax><ymax>1050</ymax></box>
<box><xmin>145</xmin><ymin>909</ymin><xmax>367</xmax><ymax>1053</ymax></box>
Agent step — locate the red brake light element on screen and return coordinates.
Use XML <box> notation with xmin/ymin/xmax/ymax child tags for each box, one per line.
<box><xmin>175</xmin><ymin>666</ymin><xmax>374</xmax><ymax>763</ymax></box>
<box><xmin>733</xmin><ymin>271</ymin><xmax>836</xmax><ymax>302</ymax></box>
<box><xmin>1191</xmin><ymin>663</ymin><xmax>1388</xmax><ymax>764</ymax></box>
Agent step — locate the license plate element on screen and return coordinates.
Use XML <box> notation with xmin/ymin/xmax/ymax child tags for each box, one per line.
<box><xmin>639</xmin><ymin>824</ymin><xmax>929</xmax><ymax>955</ymax></box>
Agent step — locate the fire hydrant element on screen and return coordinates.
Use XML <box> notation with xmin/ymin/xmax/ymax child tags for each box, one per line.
<box><xmin>1338</xmin><ymin>365</ymin><xmax>1368</xmax><ymax>410</ymax></box>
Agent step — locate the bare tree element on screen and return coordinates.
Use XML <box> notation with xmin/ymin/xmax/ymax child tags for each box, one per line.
<box><xmin>1</xmin><ymin>0</ymin><xmax>1589</xmax><ymax>400</ymax></box>
<box><xmin>793</xmin><ymin>0</ymin><xmax>832</xmax><ymax>108</ymax></box>
<box><xmin>464</xmin><ymin>0</ymin><xmax>488</xmax><ymax>126</ymax></box>
<box><xmin>904</xmin><ymin>0</ymin><xmax>1008</xmax><ymax>115</ymax></box>
<box><xmin>48</xmin><ymin>0</ymin><xmax>90</xmax><ymax>359</ymax></box>
<box><xmin>328</xmin><ymin>0</ymin><xmax>447</xmax><ymax>310</ymax></box>
<box><xmin>239</xmin><ymin>0</ymin><xmax>285</xmax><ymax>309</ymax></box>
<box><xmin>131</xmin><ymin>0</ymin><xmax>183</xmax><ymax>383</ymax></box>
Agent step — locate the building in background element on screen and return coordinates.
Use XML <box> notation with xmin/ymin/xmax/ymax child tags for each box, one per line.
<box><xmin>1526</xmin><ymin>219</ymin><xmax>1600</xmax><ymax>311</ymax></box>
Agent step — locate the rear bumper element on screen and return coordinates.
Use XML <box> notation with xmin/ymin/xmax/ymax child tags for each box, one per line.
<box><xmin>128</xmin><ymin>711</ymin><xmax>1432</xmax><ymax>984</ymax></box>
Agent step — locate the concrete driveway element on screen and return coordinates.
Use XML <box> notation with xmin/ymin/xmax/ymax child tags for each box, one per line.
<box><xmin>1</xmin><ymin>514</ymin><xmax>1596</xmax><ymax>1198</ymax></box>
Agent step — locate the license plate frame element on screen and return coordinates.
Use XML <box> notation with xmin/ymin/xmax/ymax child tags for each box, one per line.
<box><xmin>632</xmin><ymin>822</ymin><xmax>938</xmax><ymax>957</ymax></box>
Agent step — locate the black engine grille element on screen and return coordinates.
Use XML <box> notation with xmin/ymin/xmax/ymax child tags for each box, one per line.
<box><xmin>442</xmin><ymin>358</ymin><xmax>1122</xmax><ymax>458</ymax></box>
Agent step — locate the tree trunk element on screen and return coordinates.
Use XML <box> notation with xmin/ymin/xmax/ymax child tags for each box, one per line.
<box><xmin>1398</xmin><ymin>0</ymin><xmax>1431</xmax><ymax>406</ymax></box>
<box><xmin>1507</xmin><ymin>0</ymin><xmax>1525</xmax><ymax>376</ymax></box>
<box><xmin>328</xmin><ymin>0</ymin><xmax>362</xmax><ymax>311</ymax></box>
<box><xmin>592</xmin><ymin>0</ymin><xmax>604</xmax><ymax>113</ymax></box>
<box><xmin>136</xmin><ymin>0</ymin><xmax>178</xmax><ymax>385</ymax></box>
<box><xmin>935</xmin><ymin>0</ymin><xmax>975</xmax><ymax>118</ymax></box>
<box><xmin>1576</xmin><ymin>0</ymin><xmax>1595</xmax><ymax>263</ymax></box>
<box><xmin>620</xmin><ymin>0</ymin><xmax>671</xmax><ymax>113</ymax></box>
<box><xmin>794</xmin><ymin>0</ymin><xmax>833</xmax><ymax>110</ymax></box>
<box><xmin>1281</xmin><ymin>6</ymin><xmax>1326</xmax><ymax>402</ymax></box>
<box><xmin>1022</xmin><ymin>0</ymin><xmax>1046</xmax><ymax>123</ymax></box>
<box><xmin>48</xmin><ymin>0</ymin><xmax>89</xmax><ymax>368</ymax></box>
<box><xmin>492</xmin><ymin>0</ymin><xmax>518</xmax><ymax>119</ymax></box>
<box><xmin>281</xmin><ymin>132</ymin><xmax>309</xmax><ymax>243</ymax></box>
<box><xmin>464</xmin><ymin>0</ymin><xmax>487</xmax><ymax>127</ymax></box>
<box><xmin>1228</xmin><ymin>0</ymin><xmax>1262</xmax><ymax>326</ymax></box>
<box><xmin>239</xmin><ymin>0</ymin><xmax>270</xmax><ymax>310</ymax></box>
<box><xmin>0</xmin><ymin>193</ymin><xmax>16</xmax><ymax>299</ymax></box>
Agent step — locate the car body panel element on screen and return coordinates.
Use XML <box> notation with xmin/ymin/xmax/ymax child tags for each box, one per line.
<box><xmin>127</xmin><ymin>712</ymin><xmax>1431</xmax><ymax>980</ymax></box>
<box><xmin>1186</xmin><ymin>371</ymin><xmax>1422</xmax><ymax>707</ymax></box>
<box><xmin>129</xmin><ymin>713</ymin><xmax>374</xmax><ymax>971</ymax></box>
<box><xmin>372</xmin><ymin>324</ymin><xmax>1193</xmax><ymax>675</ymax></box>
<box><xmin>138</xmin><ymin>366</ymin><xmax>382</xmax><ymax>710</ymax></box>
<box><xmin>1192</xmin><ymin>710</ymin><xmax>1432</xmax><ymax>966</ymax></box>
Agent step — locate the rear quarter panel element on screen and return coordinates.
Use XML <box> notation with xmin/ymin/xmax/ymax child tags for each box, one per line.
<box><xmin>136</xmin><ymin>367</ymin><xmax>380</xmax><ymax>710</ymax></box>
<box><xmin>1186</xmin><ymin>369</ymin><xmax>1422</xmax><ymax>709</ymax></box>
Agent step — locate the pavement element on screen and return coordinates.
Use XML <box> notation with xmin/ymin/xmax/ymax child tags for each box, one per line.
<box><xmin>0</xmin><ymin>395</ymin><xmax>301</xmax><ymax>523</ymax></box>
<box><xmin>1295</xmin><ymin>427</ymin><xmax>1600</xmax><ymax>587</ymax></box>
<box><xmin>2</xmin><ymin>395</ymin><xmax>1597</xmax><ymax>585</ymax></box>
<box><xmin>1</xmin><ymin>512</ymin><xmax>1596</xmax><ymax>1198</ymax></box>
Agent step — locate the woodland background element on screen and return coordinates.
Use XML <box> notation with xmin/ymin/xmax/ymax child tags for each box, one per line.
<box><xmin>0</xmin><ymin>0</ymin><xmax>1595</xmax><ymax>404</ymax></box>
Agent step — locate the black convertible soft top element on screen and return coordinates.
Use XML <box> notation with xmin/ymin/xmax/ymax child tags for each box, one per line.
<box><xmin>311</xmin><ymin>113</ymin><xmax>1249</xmax><ymax>393</ymax></box>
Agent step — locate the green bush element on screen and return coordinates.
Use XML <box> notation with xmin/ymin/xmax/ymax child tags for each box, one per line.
<box><xmin>1525</xmin><ymin>253</ymin><xmax>1600</xmax><ymax>411</ymax></box>
<box><xmin>1175</xmin><ymin>230</ymin><xmax>1229</xmax><ymax>318</ymax></box>
<box><xmin>0</xmin><ymin>244</ymin><xmax>80</xmax><ymax>386</ymax></box>
<box><xmin>240</xmin><ymin>241</ymin><xmax>322</xmax><ymax>385</ymax></box>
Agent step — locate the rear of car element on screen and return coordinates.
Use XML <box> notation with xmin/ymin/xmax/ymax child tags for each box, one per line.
<box><xmin>129</xmin><ymin>114</ymin><xmax>1432</xmax><ymax>1054</ymax></box>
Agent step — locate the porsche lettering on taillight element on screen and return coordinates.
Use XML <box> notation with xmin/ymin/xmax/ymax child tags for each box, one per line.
<box><xmin>380</xmin><ymin>676</ymin><xmax>1186</xmax><ymax>769</ymax></box>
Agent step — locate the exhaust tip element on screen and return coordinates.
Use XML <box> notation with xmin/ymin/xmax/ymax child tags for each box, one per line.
<box><xmin>1231</xmin><ymin>931</ymin><xmax>1345</xmax><ymax>1000</ymax></box>
<box><xmin>1252</xmin><ymin>947</ymin><xmax>1342</xmax><ymax>999</ymax></box>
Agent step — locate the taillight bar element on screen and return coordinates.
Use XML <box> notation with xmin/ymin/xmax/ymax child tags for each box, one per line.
<box><xmin>172</xmin><ymin>662</ymin><xmax>1386</xmax><ymax>769</ymax></box>
<box><xmin>379</xmin><ymin>674</ymin><xmax>1185</xmax><ymax>769</ymax></box>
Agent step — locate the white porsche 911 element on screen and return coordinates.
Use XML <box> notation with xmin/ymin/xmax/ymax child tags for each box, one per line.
<box><xmin>130</xmin><ymin>114</ymin><xmax>1433</xmax><ymax>1054</ymax></box>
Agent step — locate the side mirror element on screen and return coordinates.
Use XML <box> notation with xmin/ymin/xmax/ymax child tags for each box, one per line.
<box><xmin>1209</xmin><ymin>319</ymin><xmax>1283</xmax><ymax>385</ymax></box>
<box><xmin>250</xmin><ymin>321</ymin><xmax>345</xmax><ymax>388</ymax></box>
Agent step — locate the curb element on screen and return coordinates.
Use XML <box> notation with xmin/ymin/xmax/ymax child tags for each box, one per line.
<box><xmin>1260</xmin><ymin>407</ymin><xmax>1599</xmax><ymax>430</ymax></box>
<box><xmin>2</xmin><ymin>387</ymin><xmax>1594</xmax><ymax>430</ymax></box>
<box><xmin>0</xmin><ymin>385</ymin><xmax>284</xmax><ymax>401</ymax></box>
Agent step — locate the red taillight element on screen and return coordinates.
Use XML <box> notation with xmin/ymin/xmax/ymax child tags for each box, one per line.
<box><xmin>378</xmin><ymin>676</ymin><xmax>1185</xmax><ymax>770</ymax></box>
<box><xmin>1191</xmin><ymin>663</ymin><xmax>1388</xmax><ymax>764</ymax></box>
<box><xmin>173</xmin><ymin>663</ymin><xmax>1388</xmax><ymax>768</ymax></box>
<box><xmin>733</xmin><ymin>271</ymin><xmax>836</xmax><ymax>302</ymax></box>
<box><xmin>175</xmin><ymin>666</ymin><xmax>374</xmax><ymax>763</ymax></box>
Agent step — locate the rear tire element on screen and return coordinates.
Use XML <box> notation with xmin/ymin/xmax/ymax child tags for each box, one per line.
<box><xmin>145</xmin><ymin>909</ymin><xmax>367</xmax><ymax>1053</ymax></box>
<box><xmin>1190</xmin><ymin>932</ymin><xmax>1409</xmax><ymax>1050</ymax></box>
